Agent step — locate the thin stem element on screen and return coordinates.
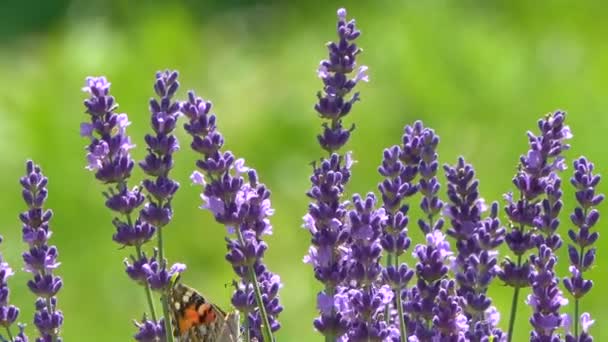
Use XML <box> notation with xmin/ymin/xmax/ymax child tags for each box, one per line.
<box><xmin>127</xmin><ymin>213</ymin><xmax>158</xmax><ymax>322</ymax></box>
<box><xmin>135</xmin><ymin>245</ymin><xmax>158</xmax><ymax>322</ymax></box>
<box><xmin>507</xmin><ymin>254</ymin><xmax>523</xmax><ymax>342</ymax></box>
<box><xmin>161</xmin><ymin>293</ymin><xmax>174</xmax><ymax>342</ymax></box>
<box><xmin>394</xmin><ymin>254</ymin><xmax>408</xmax><ymax>339</ymax></box>
<box><xmin>574</xmin><ymin>298</ymin><xmax>579</xmax><ymax>338</ymax></box>
<box><xmin>156</xmin><ymin>218</ymin><xmax>174</xmax><ymax>342</ymax></box>
<box><xmin>384</xmin><ymin>253</ymin><xmax>393</xmax><ymax>325</ymax></box>
<box><xmin>248</xmin><ymin>266</ymin><xmax>273</xmax><ymax>342</ymax></box>
<box><xmin>236</xmin><ymin>229</ymin><xmax>273</xmax><ymax>342</ymax></box>
<box><xmin>46</xmin><ymin>296</ymin><xmax>57</xmax><ymax>342</ymax></box>
<box><xmin>4</xmin><ymin>326</ymin><xmax>14</xmax><ymax>342</ymax></box>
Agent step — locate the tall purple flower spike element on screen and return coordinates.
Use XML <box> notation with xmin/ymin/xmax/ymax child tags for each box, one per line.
<box><xmin>564</xmin><ymin>157</ymin><xmax>603</xmax><ymax>342</ymax></box>
<box><xmin>1</xmin><ymin>235</ymin><xmax>26</xmax><ymax>341</ymax></box>
<box><xmin>343</xmin><ymin>193</ymin><xmax>394</xmax><ymax>340</ymax></box>
<box><xmin>377</xmin><ymin>121</ymin><xmax>421</xmax><ymax>339</ymax></box>
<box><xmin>183</xmin><ymin>91</ymin><xmax>282</xmax><ymax>340</ymax></box>
<box><xmin>444</xmin><ymin>157</ymin><xmax>505</xmax><ymax>341</ymax></box>
<box><xmin>315</xmin><ymin>7</ymin><xmax>368</xmax><ymax>154</ymax></box>
<box><xmin>405</xmin><ymin>122</ymin><xmax>451</xmax><ymax>340</ymax></box>
<box><xmin>81</xmin><ymin>76</ymin><xmax>181</xmax><ymax>337</ymax></box>
<box><xmin>139</xmin><ymin>70</ymin><xmax>181</xmax><ymax>230</ymax></box>
<box><xmin>20</xmin><ymin>161</ymin><xmax>63</xmax><ymax>341</ymax></box>
<box><xmin>305</xmin><ymin>8</ymin><xmax>369</xmax><ymax>341</ymax></box>
<box><xmin>499</xmin><ymin>111</ymin><xmax>572</xmax><ymax>342</ymax></box>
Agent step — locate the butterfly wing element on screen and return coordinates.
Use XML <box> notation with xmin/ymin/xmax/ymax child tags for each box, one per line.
<box><xmin>215</xmin><ymin>311</ymin><xmax>241</xmax><ymax>342</ymax></box>
<box><xmin>170</xmin><ymin>283</ymin><xmax>227</xmax><ymax>342</ymax></box>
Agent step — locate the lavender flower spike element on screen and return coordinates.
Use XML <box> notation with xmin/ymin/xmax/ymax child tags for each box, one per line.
<box><xmin>499</xmin><ymin>111</ymin><xmax>571</xmax><ymax>342</ymax></box>
<box><xmin>377</xmin><ymin>121</ymin><xmax>422</xmax><ymax>338</ymax></box>
<box><xmin>81</xmin><ymin>76</ymin><xmax>170</xmax><ymax>331</ymax></box>
<box><xmin>20</xmin><ymin>160</ymin><xmax>63</xmax><ymax>341</ymax></box>
<box><xmin>345</xmin><ymin>193</ymin><xmax>393</xmax><ymax>341</ymax></box>
<box><xmin>183</xmin><ymin>91</ymin><xmax>282</xmax><ymax>341</ymax></box>
<box><xmin>138</xmin><ymin>70</ymin><xmax>183</xmax><ymax>341</ymax></box>
<box><xmin>1</xmin><ymin>235</ymin><xmax>26</xmax><ymax>341</ymax></box>
<box><xmin>315</xmin><ymin>7</ymin><xmax>368</xmax><ymax>153</ymax></box>
<box><xmin>305</xmin><ymin>8</ymin><xmax>367</xmax><ymax>341</ymax></box>
<box><xmin>443</xmin><ymin>157</ymin><xmax>505</xmax><ymax>341</ymax></box>
<box><xmin>139</xmin><ymin>70</ymin><xmax>181</xmax><ymax>230</ymax></box>
<box><xmin>564</xmin><ymin>157</ymin><xmax>604</xmax><ymax>341</ymax></box>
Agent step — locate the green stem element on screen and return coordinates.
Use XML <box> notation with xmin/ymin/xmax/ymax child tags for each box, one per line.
<box><xmin>383</xmin><ymin>253</ymin><xmax>393</xmax><ymax>325</ymax></box>
<box><xmin>157</xmin><ymin>222</ymin><xmax>174</xmax><ymax>342</ymax></box>
<box><xmin>236</xmin><ymin>229</ymin><xmax>273</xmax><ymax>342</ymax></box>
<box><xmin>394</xmin><ymin>254</ymin><xmax>408</xmax><ymax>339</ymax></box>
<box><xmin>46</xmin><ymin>296</ymin><xmax>57</xmax><ymax>342</ymax></box>
<box><xmin>135</xmin><ymin>245</ymin><xmax>158</xmax><ymax>322</ymax></box>
<box><xmin>574</xmin><ymin>298</ymin><xmax>579</xmax><ymax>338</ymax></box>
<box><xmin>161</xmin><ymin>293</ymin><xmax>174</xmax><ymax>342</ymax></box>
<box><xmin>5</xmin><ymin>326</ymin><xmax>14</xmax><ymax>342</ymax></box>
<box><xmin>506</xmin><ymin>254</ymin><xmax>523</xmax><ymax>342</ymax></box>
<box><xmin>248</xmin><ymin>267</ymin><xmax>273</xmax><ymax>342</ymax></box>
<box><xmin>127</xmin><ymin>213</ymin><xmax>158</xmax><ymax>322</ymax></box>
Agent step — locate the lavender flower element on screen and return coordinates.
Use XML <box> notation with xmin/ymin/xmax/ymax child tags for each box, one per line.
<box><xmin>137</xmin><ymin>70</ymin><xmax>183</xmax><ymax>340</ymax></box>
<box><xmin>1</xmin><ymin>235</ymin><xmax>25</xmax><ymax>341</ymax></box>
<box><xmin>315</xmin><ymin>7</ymin><xmax>368</xmax><ymax>153</ymax></box>
<box><xmin>139</xmin><ymin>70</ymin><xmax>181</xmax><ymax>229</ymax></box>
<box><xmin>403</xmin><ymin>122</ymin><xmax>449</xmax><ymax>339</ymax></box>
<box><xmin>418</xmin><ymin>125</ymin><xmax>443</xmax><ymax>234</ymax></box>
<box><xmin>378</xmin><ymin>122</ymin><xmax>422</xmax><ymax>338</ymax></box>
<box><xmin>444</xmin><ymin>157</ymin><xmax>505</xmax><ymax>341</ymax></box>
<box><xmin>526</xmin><ymin>244</ymin><xmax>568</xmax><ymax>341</ymax></box>
<box><xmin>20</xmin><ymin>161</ymin><xmax>63</xmax><ymax>341</ymax></box>
<box><xmin>133</xmin><ymin>317</ymin><xmax>166</xmax><ymax>342</ymax></box>
<box><xmin>431</xmin><ymin>279</ymin><xmax>468</xmax><ymax>341</ymax></box>
<box><xmin>499</xmin><ymin>111</ymin><xmax>572</xmax><ymax>342</ymax></box>
<box><xmin>81</xmin><ymin>76</ymin><xmax>135</xmax><ymax>183</ymax></box>
<box><xmin>564</xmin><ymin>157</ymin><xmax>603</xmax><ymax>341</ymax></box>
<box><xmin>305</xmin><ymin>153</ymin><xmax>352</xmax><ymax>340</ymax></box>
<box><xmin>406</xmin><ymin>229</ymin><xmax>452</xmax><ymax>339</ymax></box>
<box><xmin>344</xmin><ymin>193</ymin><xmax>393</xmax><ymax>341</ymax></box>
<box><xmin>81</xmin><ymin>76</ymin><xmax>177</xmax><ymax>332</ymax></box>
<box><xmin>183</xmin><ymin>91</ymin><xmax>282</xmax><ymax>341</ymax></box>
<box><xmin>305</xmin><ymin>8</ymin><xmax>369</xmax><ymax>341</ymax></box>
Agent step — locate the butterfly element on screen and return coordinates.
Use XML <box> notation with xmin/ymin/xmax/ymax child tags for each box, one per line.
<box><xmin>170</xmin><ymin>282</ymin><xmax>241</xmax><ymax>342</ymax></box>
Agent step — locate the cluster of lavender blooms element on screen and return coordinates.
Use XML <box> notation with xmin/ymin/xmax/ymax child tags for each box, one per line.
<box><xmin>183</xmin><ymin>91</ymin><xmax>282</xmax><ymax>341</ymax></box>
<box><xmin>1</xmin><ymin>6</ymin><xmax>606</xmax><ymax>342</ymax></box>
<box><xmin>81</xmin><ymin>74</ymin><xmax>185</xmax><ymax>341</ymax></box>
<box><xmin>564</xmin><ymin>158</ymin><xmax>603</xmax><ymax>342</ymax></box>
<box><xmin>20</xmin><ymin>161</ymin><xmax>64</xmax><ymax>342</ymax></box>
<box><xmin>1</xmin><ymin>161</ymin><xmax>63</xmax><ymax>342</ymax></box>
<box><xmin>303</xmin><ymin>8</ymin><xmax>604</xmax><ymax>342</ymax></box>
<box><xmin>303</xmin><ymin>7</ymin><xmax>381</xmax><ymax>342</ymax></box>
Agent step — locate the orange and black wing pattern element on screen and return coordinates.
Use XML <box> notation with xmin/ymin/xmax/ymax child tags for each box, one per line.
<box><xmin>170</xmin><ymin>283</ymin><xmax>229</xmax><ymax>342</ymax></box>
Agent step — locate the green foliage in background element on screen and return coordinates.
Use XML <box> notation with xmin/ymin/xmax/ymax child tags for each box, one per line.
<box><xmin>0</xmin><ymin>1</ymin><xmax>606</xmax><ymax>340</ymax></box>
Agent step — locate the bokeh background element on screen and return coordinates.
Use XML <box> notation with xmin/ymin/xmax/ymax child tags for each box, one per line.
<box><xmin>0</xmin><ymin>0</ymin><xmax>607</xmax><ymax>340</ymax></box>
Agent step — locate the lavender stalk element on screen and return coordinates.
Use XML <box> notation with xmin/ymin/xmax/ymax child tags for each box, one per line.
<box><xmin>304</xmin><ymin>7</ymin><xmax>368</xmax><ymax>341</ymax></box>
<box><xmin>378</xmin><ymin>122</ymin><xmax>420</xmax><ymax>338</ymax></box>
<box><xmin>564</xmin><ymin>157</ymin><xmax>603</xmax><ymax>341</ymax></box>
<box><xmin>1</xmin><ymin>234</ymin><xmax>26</xmax><ymax>341</ymax></box>
<box><xmin>81</xmin><ymin>76</ymin><xmax>177</xmax><ymax>337</ymax></box>
<box><xmin>138</xmin><ymin>70</ymin><xmax>182</xmax><ymax>341</ymax></box>
<box><xmin>183</xmin><ymin>92</ymin><xmax>282</xmax><ymax>341</ymax></box>
<box><xmin>499</xmin><ymin>111</ymin><xmax>571</xmax><ymax>341</ymax></box>
<box><xmin>20</xmin><ymin>161</ymin><xmax>63</xmax><ymax>341</ymax></box>
<box><xmin>443</xmin><ymin>157</ymin><xmax>505</xmax><ymax>341</ymax></box>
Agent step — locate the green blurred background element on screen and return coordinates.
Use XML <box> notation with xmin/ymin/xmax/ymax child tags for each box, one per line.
<box><xmin>0</xmin><ymin>0</ymin><xmax>607</xmax><ymax>340</ymax></box>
